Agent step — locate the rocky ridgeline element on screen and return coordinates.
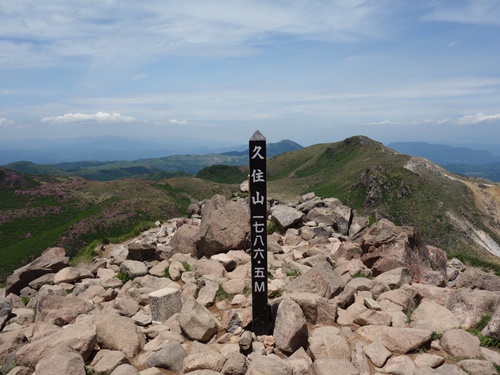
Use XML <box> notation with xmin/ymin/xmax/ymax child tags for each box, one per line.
<box><xmin>1</xmin><ymin>192</ymin><xmax>500</xmax><ymax>375</ymax></box>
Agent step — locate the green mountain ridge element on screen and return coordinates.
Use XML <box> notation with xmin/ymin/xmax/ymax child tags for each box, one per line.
<box><xmin>2</xmin><ymin>135</ymin><xmax>500</xmax><ymax>282</ymax></box>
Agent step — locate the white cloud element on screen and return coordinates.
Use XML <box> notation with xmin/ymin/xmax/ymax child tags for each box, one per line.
<box><xmin>456</xmin><ymin>112</ymin><xmax>500</xmax><ymax>125</ymax></box>
<box><xmin>169</xmin><ymin>119</ymin><xmax>188</xmax><ymax>125</ymax></box>
<box><xmin>40</xmin><ymin>112</ymin><xmax>139</xmax><ymax>124</ymax></box>
<box><xmin>367</xmin><ymin>120</ymin><xmax>399</xmax><ymax>125</ymax></box>
<box><xmin>0</xmin><ymin>117</ymin><xmax>14</xmax><ymax>126</ymax></box>
<box><xmin>423</xmin><ymin>0</ymin><xmax>500</xmax><ymax>26</ymax></box>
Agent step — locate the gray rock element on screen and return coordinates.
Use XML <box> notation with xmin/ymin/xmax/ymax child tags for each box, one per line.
<box><xmin>383</xmin><ymin>355</ymin><xmax>415</xmax><ymax>375</ymax></box>
<box><xmin>456</xmin><ymin>267</ymin><xmax>500</xmax><ymax>291</ymax></box>
<box><xmin>246</xmin><ymin>355</ymin><xmax>293</xmax><ymax>375</ymax></box>
<box><xmin>284</xmin><ymin>257</ymin><xmax>344</xmax><ymax>298</ymax></box>
<box><xmin>113</xmin><ymin>295</ymin><xmax>140</xmax><ymax>317</ymax></box>
<box><xmin>170</xmin><ymin>224</ymin><xmax>200</xmax><ymax>255</ymax></box>
<box><xmin>53</xmin><ymin>267</ymin><xmax>82</xmax><ymax>284</ymax></box>
<box><xmin>221</xmin><ymin>352</ymin><xmax>247</xmax><ymax>375</ymax></box>
<box><xmin>110</xmin><ymin>364</ymin><xmax>141</xmax><ymax>375</ymax></box>
<box><xmin>375</xmin><ymin>267</ymin><xmax>412</xmax><ymax>288</ymax></box>
<box><xmin>457</xmin><ymin>359</ymin><xmax>497</xmax><ymax>375</ymax></box>
<box><xmin>435</xmin><ymin>364</ymin><xmax>467</xmax><ymax>375</ymax></box>
<box><xmin>273</xmin><ymin>299</ymin><xmax>308</xmax><ymax>354</ymax></box>
<box><xmin>195</xmin><ymin>197</ymin><xmax>250</xmax><ymax>258</ymax></box>
<box><xmin>95</xmin><ymin>314</ymin><xmax>144</xmax><ymax>358</ymax></box>
<box><xmin>89</xmin><ymin>349</ymin><xmax>130</xmax><ymax>374</ymax></box>
<box><xmin>0</xmin><ymin>331</ymin><xmax>28</xmax><ymax>365</ymax></box>
<box><xmin>481</xmin><ymin>302</ymin><xmax>500</xmax><ymax>339</ymax></box>
<box><xmin>119</xmin><ymin>260</ymin><xmax>148</xmax><ymax>279</ymax></box>
<box><xmin>35</xmin><ymin>294</ymin><xmax>93</xmax><ymax>326</ymax></box>
<box><xmin>15</xmin><ymin>324</ymin><xmax>96</xmax><ymax>368</ymax></box>
<box><xmin>0</xmin><ymin>297</ymin><xmax>12</xmax><ymax>329</ymax></box>
<box><xmin>364</xmin><ymin>340</ymin><xmax>391</xmax><ymax>367</ymax></box>
<box><xmin>34</xmin><ymin>352</ymin><xmax>85</xmax><ymax>375</ymax></box>
<box><xmin>146</xmin><ymin>342</ymin><xmax>186</xmax><ymax>372</ymax></box>
<box><xmin>308</xmin><ymin>326</ymin><xmax>350</xmax><ymax>361</ymax></box>
<box><xmin>6</xmin><ymin>247</ymin><xmax>69</xmax><ymax>295</ymax></box>
<box><xmin>270</xmin><ymin>205</ymin><xmax>304</xmax><ymax>230</ymax></box>
<box><xmin>127</xmin><ymin>241</ymin><xmax>159</xmax><ymax>262</ymax></box>
<box><xmin>148</xmin><ymin>287</ymin><xmax>182</xmax><ymax>323</ymax></box>
<box><xmin>356</xmin><ymin>326</ymin><xmax>432</xmax><ymax>354</ymax></box>
<box><xmin>238</xmin><ymin>330</ymin><xmax>253</xmax><ymax>351</ymax></box>
<box><xmin>351</xmin><ymin>342</ymin><xmax>370</xmax><ymax>375</ymax></box>
<box><xmin>440</xmin><ymin>329</ymin><xmax>481</xmax><ymax>359</ymax></box>
<box><xmin>410</xmin><ymin>300</ymin><xmax>460</xmax><ymax>332</ymax></box>
<box><xmin>312</xmin><ymin>359</ymin><xmax>358</xmax><ymax>375</ymax></box>
<box><xmin>183</xmin><ymin>352</ymin><xmax>226</xmax><ymax>373</ymax></box>
<box><xmin>179</xmin><ymin>297</ymin><xmax>219</xmax><ymax>342</ymax></box>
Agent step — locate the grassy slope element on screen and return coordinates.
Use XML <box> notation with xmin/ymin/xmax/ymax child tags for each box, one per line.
<box><xmin>0</xmin><ymin>168</ymin><xmax>236</xmax><ymax>280</ymax></box>
<box><xmin>265</xmin><ymin>136</ymin><xmax>499</xmax><ymax>262</ymax></box>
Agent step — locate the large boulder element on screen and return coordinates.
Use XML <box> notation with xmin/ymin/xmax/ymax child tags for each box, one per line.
<box><xmin>440</xmin><ymin>329</ymin><xmax>481</xmax><ymax>358</ymax></box>
<box><xmin>305</xmin><ymin>198</ymin><xmax>353</xmax><ymax>235</ymax></box>
<box><xmin>356</xmin><ymin>326</ymin><xmax>433</xmax><ymax>354</ymax></box>
<box><xmin>36</xmin><ymin>294</ymin><xmax>94</xmax><ymax>325</ymax></box>
<box><xmin>270</xmin><ymin>205</ymin><xmax>304</xmax><ymax>231</ymax></box>
<box><xmin>284</xmin><ymin>257</ymin><xmax>344</xmax><ymax>298</ymax></box>
<box><xmin>169</xmin><ymin>224</ymin><xmax>200</xmax><ymax>255</ymax></box>
<box><xmin>447</xmin><ymin>288</ymin><xmax>500</xmax><ymax>328</ymax></box>
<box><xmin>94</xmin><ymin>314</ymin><xmax>145</xmax><ymax>358</ymax></box>
<box><xmin>360</xmin><ymin>219</ymin><xmax>445</xmax><ymax>284</ymax></box>
<box><xmin>456</xmin><ymin>267</ymin><xmax>500</xmax><ymax>291</ymax></box>
<box><xmin>409</xmin><ymin>300</ymin><xmax>460</xmax><ymax>332</ymax></box>
<box><xmin>15</xmin><ymin>324</ymin><xmax>96</xmax><ymax>368</ymax></box>
<box><xmin>34</xmin><ymin>352</ymin><xmax>86</xmax><ymax>375</ymax></box>
<box><xmin>6</xmin><ymin>247</ymin><xmax>69</xmax><ymax>295</ymax></box>
<box><xmin>195</xmin><ymin>196</ymin><xmax>250</xmax><ymax>258</ymax></box>
<box><xmin>308</xmin><ymin>326</ymin><xmax>350</xmax><ymax>361</ymax></box>
<box><xmin>273</xmin><ymin>299</ymin><xmax>308</xmax><ymax>354</ymax></box>
<box><xmin>179</xmin><ymin>297</ymin><xmax>219</xmax><ymax>342</ymax></box>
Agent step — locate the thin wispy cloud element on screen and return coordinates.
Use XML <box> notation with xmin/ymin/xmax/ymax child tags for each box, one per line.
<box><xmin>423</xmin><ymin>0</ymin><xmax>500</xmax><ymax>26</ymax></box>
<box><xmin>40</xmin><ymin>112</ymin><xmax>139</xmax><ymax>125</ymax></box>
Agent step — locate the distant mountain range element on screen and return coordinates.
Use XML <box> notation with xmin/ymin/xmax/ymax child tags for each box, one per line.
<box><xmin>388</xmin><ymin>142</ymin><xmax>500</xmax><ymax>182</ymax></box>
<box><xmin>3</xmin><ymin>139</ymin><xmax>303</xmax><ymax>180</ymax></box>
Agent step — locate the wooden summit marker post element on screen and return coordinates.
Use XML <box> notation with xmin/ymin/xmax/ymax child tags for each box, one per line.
<box><xmin>249</xmin><ymin>130</ymin><xmax>269</xmax><ymax>335</ymax></box>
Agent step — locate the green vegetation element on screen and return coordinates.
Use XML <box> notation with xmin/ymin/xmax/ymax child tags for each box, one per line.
<box><xmin>181</xmin><ymin>261</ymin><xmax>191</xmax><ymax>272</ymax></box>
<box><xmin>267</xmin><ymin>220</ymin><xmax>279</xmax><ymax>234</ymax></box>
<box><xmin>115</xmin><ymin>272</ymin><xmax>130</xmax><ymax>283</ymax></box>
<box><xmin>21</xmin><ymin>296</ymin><xmax>30</xmax><ymax>305</ymax></box>
<box><xmin>196</xmin><ymin>165</ymin><xmax>248</xmax><ymax>184</ymax></box>
<box><xmin>164</xmin><ymin>267</ymin><xmax>171</xmax><ymax>279</ymax></box>
<box><xmin>466</xmin><ymin>314</ymin><xmax>500</xmax><ymax>349</ymax></box>
<box><xmin>286</xmin><ymin>268</ymin><xmax>301</xmax><ymax>278</ymax></box>
<box><xmin>216</xmin><ymin>284</ymin><xmax>231</xmax><ymax>301</ymax></box>
<box><xmin>447</xmin><ymin>251</ymin><xmax>500</xmax><ymax>276</ymax></box>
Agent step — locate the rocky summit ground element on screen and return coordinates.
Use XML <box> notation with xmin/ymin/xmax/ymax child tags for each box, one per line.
<box><xmin>1</xmin><ymin>192</ymin><xmax>500</xmax><ymax>375</ymax></box>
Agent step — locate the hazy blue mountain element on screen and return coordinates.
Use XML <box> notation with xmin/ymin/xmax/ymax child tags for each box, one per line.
<box><xmin>221</xmin><ymin>139</ymin><xmax>303</xmax><ymax>157</ymax></box>
<box><xmin>388</xmin><ymin>142</ymin><xmax>500</xmax><ymax>166</ymax></box>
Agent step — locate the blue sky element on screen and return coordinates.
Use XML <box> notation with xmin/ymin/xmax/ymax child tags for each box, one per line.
<box><xmin>1</xmin><ymin>0</ymin><xmax>500</xmax><ymax>147</ymax></box>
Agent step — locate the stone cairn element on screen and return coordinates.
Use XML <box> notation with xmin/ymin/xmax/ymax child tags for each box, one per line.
<box><xmin>1</xmin><ymin>192</ymin><xmax>500</xmax><ymax>375</ymax></box>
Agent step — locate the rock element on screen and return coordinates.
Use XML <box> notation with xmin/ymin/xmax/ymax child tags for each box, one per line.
<box><xmin>196</xmin><ymin>259</ymin><xmax>225</xmax><ymax>279</ymax></box>
<box><xmin>6</xmin><ymin>247</ymin><xmax>69</xmax><ymax>295</ymax></box>
<box><xmin>170</xmin><ymin>224</ymin><xmax>200</xmax><ymax>255</ymax></box>
<box><xmin>119</xmin><ymin>260</ymin><xmax>148</xmax><ymax>279</ymax></box>
<box><xmin>375</xmin><ymin>267</ymin><xmax>412</xmax><ymax>289</ymax></box>
<box><xmin>28</xmin><ymin>273</ymin><xmax>55</xmax><ymax>290</ymax></box>
<box><xmin>305</xmin><ymin>198</ymin><xmax>353</xmax><ymax>235</ymax></box>
<box><xmin>332</xmin><ymin>242</ymin><xmax>362</xmax><ymax>261</ymax></box>
<box><xmin>351</xmin><ymin>341</ymin><xmax>370</xmax><ymax>375</ymax></box>
<box><xmin>273</xmin><ymin>299</ymin><xmax>308</xmax><ymax>354</ymax></box>
<box><xmin>148</xmin><ymin>288</ymin><xmax>182</xmax><ymax>323</ymax></box>
<box><xmin>447</xmin><ymin>288</ymin><xmax>500</xmax><ymax>328</ymax></box>
<box><xmin>127</xmin><ymin>242</ymin><xmax>159</xmax><ymax>262</ymax></box>
<box><xmin>110</xmin><ymin>364</ymin><xmax>140</xmax><ymax>375</ymax></box>
<box><xmin>456</xmin><ymin>267</ymin><xmax>500</xmax><ymax>291</ymax></box>
<box><xmin>312</xmin><ymin>359</ymin><xmax>358</xmax><ymax>375</ymax></box>
<box><xmin>34</xmin><ymin>352</ymin><xmax>86</xmax><ymax>375</ymax></box>
<box><xmin>435</xmin><ymin>364</ymin><xmax>467</xmax><ymax>375</ymax></box>
<box><xmin>440</xmin><ymin>329</ymin><xmax>481</xmax><ymax>358</ymax></box>
<box><xmin>4</xmin><ymin>366</ymin><xmax>32</xmax><ymax>375</ymax></box>
<box><xmin>221</xmin><ymin>351</ymin><xmax>247</xmax><ymax>375</ymax></box>
<box><xmin>238</xmin><ymin>330</ymin><xmax>253</xmax><ymax>352</ymax></box>
<box><xmin>354</xmin><ymin>309</ymin><xmax>392</xmax><ymax>326</ymax></box>
<box><xmin>481</xmin><ymin>303</ymin><xmax>500</xmax><ymax>339</ymax></box>
<box><xmin>182</xmin><ymin>351</ymin><xmax>226</xmax><ymax>373</ymax></box>
<box><xmin>195</xmin><ymin>197</ymin><xmax>250</xmax><ymax>258</ymax></box>
<box><xmin>364</xmin><ymin>340</ymin><xmax>391</xmax><ymax>367</ymax></box>
<box><xmin>481</xmin><ymin>347</ymin><xmax>500</xmax><ymax>366</ymax></box>
<box><xmin>284</xmin><ymin>257</ymin><xmax>344</xmax><ymax>298</ymax></box>
<box><xmin>179</xmin><ymin>297</ymin><xmax>219</xmax><ymax>342</ymax></box>
<box><xmin>349</xmin><ymin>216</ymin><xmax>370</xmax><ymax>240</ymax></box>
<box><xmin>0</xmin><ymin>331</ymin><xmax>28</xmax><ymax>365</ymax></box>
<box><xmin>197</xmin><ymin>279</ymin><xmax>219</xmax><ymax>307</ymax></box>
<box><xmin>308</xmin><ymin>326</ymin><xmax>350</xmax><ymax>361</ymax></box>
<box><xmin>457</xmin><ymin>359</ymin><xmax>497</xmax><ymax>375</ymax></box>
<box><xmin>148</xmin><ymin>260</ymin><xmax>169</xmax><ymax>277</ymax></box>
<box><xmin>360</xmin><ymin>219</ymin><xmax>427</xmax><ymax>280</ymax></box>
<box><xmin>383</xmin><ymin>355</ymin><xmax>415</xmax><ymax>375</ymax></box>
<box><xmin>90</xmin><ymin>349</ymin><xmax>130</xmax><ymax>374</ymax></box>
<box><xmin>289</xmin><ymin>292</ymin><xmax>337</xmax><ymax>325</ymax></box>
<box><xmin>222</xmin><ymin>308</ymin><xmax>252</xmax><ymax>333</ymax></box>
<box><xmin>95</xmin><ymin>314</ymin><xmax>144</xmax><ymax>358</ymax></box>
<box><xmin>146</xmin><ymin>342</ymin><xmax>186</xmax><ymax>372</ymax></box>
<box><xmin>413</xmin><ymin>353</ymin><xmax>445</xmax><ymax>369</ymax></box>
<box><xmin>410</xmin><ymin>300</ymin><xmax>460</xmax><ymax>332</ymax></box>
<box><xmin>246</xmin><ymin>355</ymin><xmax>293</xmax><ymax>375</ymax></box>
<box><xmin>0</xmin><ymin>297</ymin><xmax>13</xmax><ymax>329</ymax></box>
<box><xmin>35</xmin><ymin>294</ymin><xmax>93</xmax><ymax>325</ymax></box>
<box><xmin>53</xmin><ymin>267</ymin><xmax>82</xmax><ymax>284</ymax></box>
<box><xmin>356</xmin><ymin>326</ymin><xmax>432</xmax><ymax>354</ymax></box>
<box><xmin>15</xmin><ymin>324</ymin><xmax>96</xmax><ymax>368</ymax></box>
<box><xmin>270</xmin><ymin>205</ymin><xmax>304</xmax><ymax>231</ymax></box>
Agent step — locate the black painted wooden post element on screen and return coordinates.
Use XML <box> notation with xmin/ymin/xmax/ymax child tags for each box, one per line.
<box><xmin>249</xmin><ymin>130</ymin><xmax>269</xmax><ymax>335</ymax></box>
